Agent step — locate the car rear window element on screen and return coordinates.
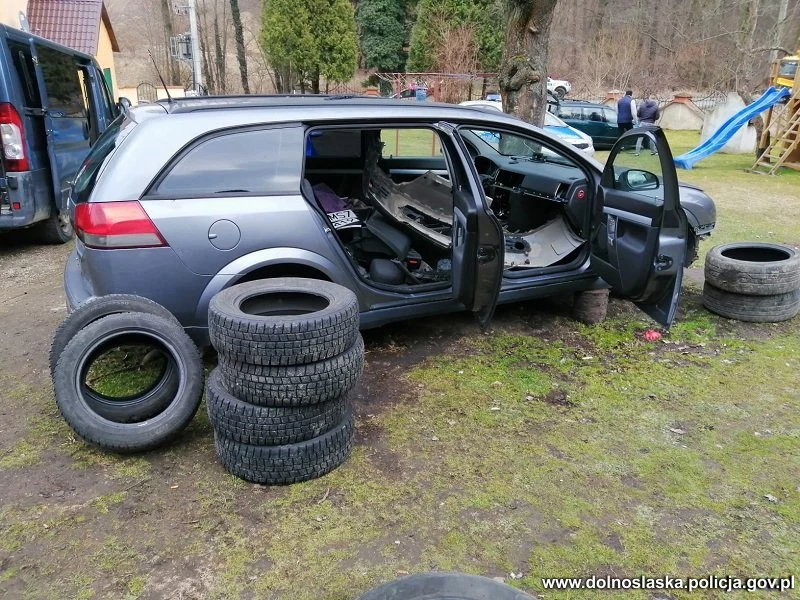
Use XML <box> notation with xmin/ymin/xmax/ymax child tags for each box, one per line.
<box><xmin>72</xmin><ymin>114</ymin><xmax>126</xmax><ymax>203</ymax></box>
<box><xmin>154</xmin><ymin>127</ymin><xmax>302</xmax><ymax>197</ymax></box>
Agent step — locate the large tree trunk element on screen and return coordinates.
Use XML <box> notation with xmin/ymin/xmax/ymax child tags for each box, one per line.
<box><xmin>229</xmin><ymin>0</ymin><xmax>250</xmax><ymax>93</ymax></box>
<box><xmin>498</xmin><ymin>0</ymin><xmax>558</xmax><ymax>127</ymax></box>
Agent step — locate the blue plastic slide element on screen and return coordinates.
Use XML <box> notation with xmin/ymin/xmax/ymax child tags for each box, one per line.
<box><xmin>673</xmin><ymin>87</ymin><xmax>791</xmax><ymax>169</ymax></box>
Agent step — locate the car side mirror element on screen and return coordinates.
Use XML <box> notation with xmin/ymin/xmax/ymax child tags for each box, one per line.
<box><xmin>117</xmin><ymin>96</ymin><xmax>132</xmax><ymax>111</ymax></box>
<box><xmin>622</xmin><ymin>169</ymin><xmax>659</xmax><ymax>191</ymax></box>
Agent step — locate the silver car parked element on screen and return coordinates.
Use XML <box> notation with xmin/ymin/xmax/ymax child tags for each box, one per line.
<box><xmin>65</xmin><ymin>96</ymin><xmax>716</xmax><ymax>345</ymax></box>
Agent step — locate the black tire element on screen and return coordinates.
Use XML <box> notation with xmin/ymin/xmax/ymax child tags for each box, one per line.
<box><xmin>554</xmin><ymin>86</ymin><xmax>567</xmax><ymax>99</ymax></box>
<box><xmin>215</xmin><ymin>409</ymin><xmax>354</xmax><ymax>484</ymax></box>
<box><xmin>52</xmin><ymin>312</ymin><xmax>204</xmax><ymax>453</ymax></box>
<box><xmin>206</xmin><ymin>369</ymin><xmax>347</xmax><ymax>445</ymax></box>
<box><xmin>35</xmin><ymin>206</ymin><xmax>74</xmax><ymax>244</ymax></box>
<box><xmin>702</xmin><ymin>283</ymin><xmax>800</xmax><ymax>322</ymax></box>
<box><xmin>572</xmin><ymin>289</ymin><xmax>609</xmax><ymax>324</ymax></box>
<box><xmin>209</xmin><ymin>278</ymin><xmax>359</xmax><ymax>366</ymax></box>
<box><xmin>704</xmin><ymin>242</ymin><xmax>800</xmax><ymax>295</ymax></box>
<box><xmin>50</xmin><ymin>294</ymin><xmax>180</xmax><ymax>377</ymax></box>
<box><xmin>217</xmin><ymin>334</ymin><xmax>364</xmax><ymax>406</ymax></box>
<box><xmin>357</xmin><ymin>572</ymin><xmax>535</xmax><ymax>600</ymax></box>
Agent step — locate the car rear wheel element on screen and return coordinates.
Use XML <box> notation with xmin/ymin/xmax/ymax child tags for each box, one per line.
<box><xmin>36</xmin><ymin>207</ymin><xmax>74</xmax><ymax>244</ymax></box>
<box><xmin>554</xmin><ymin>86</ymin><xmax>567</xmax><ymax>99</ymax></box>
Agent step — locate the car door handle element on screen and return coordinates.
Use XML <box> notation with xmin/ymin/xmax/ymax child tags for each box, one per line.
<box><xmin>208</xmin><ymin>233</ymin><xmax>218</xmax><ymax>240</ymax></box>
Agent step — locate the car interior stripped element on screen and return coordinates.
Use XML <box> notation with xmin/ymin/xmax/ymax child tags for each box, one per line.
<box><xmin>302</xmin><ymin>126</ymin><xmax>591</xmax><ymax>289</ymax></box>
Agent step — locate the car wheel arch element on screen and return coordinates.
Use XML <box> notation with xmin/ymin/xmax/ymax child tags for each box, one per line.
<box><xmin>193</xmin><ymin>248</ymin><xmax>345</xmax><ymax>326</ymax></box>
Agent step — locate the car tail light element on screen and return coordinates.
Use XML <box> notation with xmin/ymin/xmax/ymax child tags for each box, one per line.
<box><xmin>75</xmin><ymin>201</ymin><xmax>167</xmax><ymax>249</ymax></box>
<box><xmin>0</xmin><ymin>103</ymin><xmax>29</xmax><ymax>172</ymax></box>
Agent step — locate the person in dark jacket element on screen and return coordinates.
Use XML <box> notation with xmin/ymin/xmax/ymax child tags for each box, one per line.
<box><xmin>635</xmin><ymin>97</ymin><xmax>660</xmax><ymax>155</ymax></box>
<box><xmin>616</xmin><ymin>90</ymin><xmax>636</xmax><ymax>135</ymax></box>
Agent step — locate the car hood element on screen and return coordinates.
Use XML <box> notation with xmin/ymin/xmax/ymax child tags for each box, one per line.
<box><xmin>545</xmin><ymin>125</ymin><xmax>592</xmax><ymax>145</ymax></box>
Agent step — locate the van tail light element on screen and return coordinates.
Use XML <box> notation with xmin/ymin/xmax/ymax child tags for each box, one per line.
<box><xmin>0</xmin><ymin>103</ymin><xmax>29</xmax><ymax>172</ymax></box>
<box><xmin>75</xmin><ymin>201</ymin><xmax>167</xmax><ymax>249</ymax></box>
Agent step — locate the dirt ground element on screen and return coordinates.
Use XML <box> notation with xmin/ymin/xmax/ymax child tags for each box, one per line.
<box><xmin>0</xmin><ymin>237</ymin><xmax>547</xmax><ymax>598</ymax></box>
<box><xmin>1</xmin><ymin>235</ymin><xmax>797</xmax><ymax>600</ymax></box>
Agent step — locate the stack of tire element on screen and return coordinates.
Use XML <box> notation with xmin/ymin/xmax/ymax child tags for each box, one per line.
<box><xmin>703</xmin><ymin>242</ymin><xmax>800</xmax><ymax>322</ymax></box>
<box><xmin>206</xmin><ymin>278</ymin><xmax>363</xmax><ymax>484</ymax></box>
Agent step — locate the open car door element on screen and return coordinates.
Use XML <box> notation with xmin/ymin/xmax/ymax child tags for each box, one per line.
<box><xmin>590</xmin><ymin>127</ymin><xmax>688</xmax><ymax>326</ymax></box>
<box><xmin>439</xmin><ymin>123</ymin><xmax>504</xmax><ymax>328</ymax></box>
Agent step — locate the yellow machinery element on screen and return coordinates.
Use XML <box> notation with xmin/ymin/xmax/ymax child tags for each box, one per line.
<box><xmin>776</xmin><ymin>52</ymin><xmax>798</xmax><ymax>89</ymax></box>
<box><xmin>751</xmin><ymin>54</ymin><xmax>800</xmax><ymax>174</ymax></box>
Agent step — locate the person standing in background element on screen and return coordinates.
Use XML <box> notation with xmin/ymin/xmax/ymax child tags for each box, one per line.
<box><xmin>617</xmin><ymin>90</ymin><xmax>637</xmax><ymax>135</ymax></box>
<box><xmin>635</xmin><ymin>96</ymin><xmax>660</xmax><ymax>155</ymax></box>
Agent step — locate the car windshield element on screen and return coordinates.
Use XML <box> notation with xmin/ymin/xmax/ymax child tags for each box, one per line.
<box><xmin>544</xmin><ymin>112</ymin><xmax>566</xmax><ymax>127</ymax></box>
<box><xmin>467</xmin><ymin>129</ymin><xmax>575</xmax><ymax>166</ymax></box>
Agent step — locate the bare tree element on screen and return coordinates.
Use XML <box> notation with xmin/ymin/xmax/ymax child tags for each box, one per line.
<box><xmin>230</xmin><ymin>0</ymin><xmax>250</xmax><ymax>93</ymax></box>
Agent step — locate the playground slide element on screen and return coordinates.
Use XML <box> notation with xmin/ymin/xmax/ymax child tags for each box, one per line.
<box><xmin>673</xmin><ymin>86</ymin><xmax>791</xmax><ymax>170</ymax></box>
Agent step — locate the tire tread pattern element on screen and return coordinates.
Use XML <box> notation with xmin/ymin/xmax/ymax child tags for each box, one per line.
<box><xmin>217</xmin><ymin>335</ymin><xmax>364</xmax><ymax>406</ymax></box>
<box><xmin>702</xmin><ymin>283</ymin><xmax>800</xmax><ymax>322</ymax></box>
<box><xmin>214</xmin><ymin>410</ymin><xmax>354</xmax><ymax>484</ymax></box>
<box><xmin>704</xmin><ymin>243</ymin><xmax>800</xmax><ymax>295</ymax></box>
<box><xmin>206</xmin><ymin>369</ymin><xmax>347</xmax><ymax>445</ymax></box>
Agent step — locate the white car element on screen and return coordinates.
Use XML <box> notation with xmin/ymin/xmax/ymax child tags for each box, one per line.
<box><xmin>547</xmin><ymin>77</ymin><xmax>571</xmax><ymax>98</ymax></box>
<box><xmin>458</xmin><ymin>100</ymin><xmax>594</xmax><ymax>156</ymax></box>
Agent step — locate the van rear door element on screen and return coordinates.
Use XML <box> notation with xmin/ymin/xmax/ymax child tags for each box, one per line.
<box><xmin>29</xmin><ymin>42</ymin><xmax>93</xmax><ymax>212</ymax></box>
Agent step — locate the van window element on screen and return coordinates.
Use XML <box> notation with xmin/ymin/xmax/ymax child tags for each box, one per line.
<box><xmin>36</xmin><ymin>46</ymin><xmax>86</xmax><ymax>118</ymax></box>
<box><xmin>155</xmin><ymin>128</ymin><xmax>303</xmax><ymax>197</ymax></box>
<box><xmin>8</xmin><ymin>42</ymin><xmax>41</xmax><ymax>108</ymax></box>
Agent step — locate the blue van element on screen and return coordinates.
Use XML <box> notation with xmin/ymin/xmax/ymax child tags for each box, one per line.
<box><xmin>0</xmin><ymin>24</ymin><xmax>119</xmax><ymax>243</ymax></box>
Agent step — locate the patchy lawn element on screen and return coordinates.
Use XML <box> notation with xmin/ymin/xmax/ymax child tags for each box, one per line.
<box><xmin>0</xmin><ymin>131</ymin><xmax>798</xmax><ymax>599</ymax></box>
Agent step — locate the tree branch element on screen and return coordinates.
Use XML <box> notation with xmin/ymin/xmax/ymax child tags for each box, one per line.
<box><xmin>749</xmin><ymin>46</ymin><xmax>792</xmax><ymax>55</ymax></box>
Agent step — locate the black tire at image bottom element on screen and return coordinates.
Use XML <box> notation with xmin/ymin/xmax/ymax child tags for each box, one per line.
<box><xmin>702</xmin><ymin>283</ymin><xmax>800</xmax><ymax>322</ymax></box>
<box><xmin>214</xmin><ymin>409</ymin><xmax>355</xmax><ymax>484</ymax></box>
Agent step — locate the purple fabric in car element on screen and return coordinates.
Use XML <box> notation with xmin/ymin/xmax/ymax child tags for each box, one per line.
<box><xmin>312</xmin><ymin>183</ymin><xmax>349</xmax><ymax>213</ymax></box>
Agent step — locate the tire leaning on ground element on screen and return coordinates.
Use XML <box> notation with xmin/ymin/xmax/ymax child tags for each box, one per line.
<box><xmin>209</xmin><ymin>278</ymin><xmax>360</xmax><ymax>366</ymax></box>
<box><xmin>206</xmin><ymin>368</ymin><xmax>347</xmax><ymax>446</ymax></box>
<box><xmin>702</xmin><ymin>283</ymin><xmax>800</xmax><ymax>322</ymax></box>
<box><xmin>214</xmin><ymin>408</ymin><xmax>355</xmax><ymax>484</ymax></box>
<box><xmin>50</xmin><ymin>294</ymin><xmax>181</xmax><ymax>377</ymax></box>
<box><xmin>357</xmin><ymin>572</ymin><xmax>535</xmax><ymax>600</ymax></box>
<box><xmin>216</xmin><ymin>334</ymin><xmax>364</xmax><ymax>406</ymax></box>
<box><xmin>704</xmin><ymin>242</ymin><xmax>800</xmax><ymax>295</ymax></box>
<box><xmin>53</xmin><ymin>312</ymin><xmax>204</xmax><ymax>453</ymax></box>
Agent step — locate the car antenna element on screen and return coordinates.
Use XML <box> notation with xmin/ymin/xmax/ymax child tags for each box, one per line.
<box><xmin>148</xmin><ymin>50</ymin><xmax>173</xmax><ymax>104</ymax></box>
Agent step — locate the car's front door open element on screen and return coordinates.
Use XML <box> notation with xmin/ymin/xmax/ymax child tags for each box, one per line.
<box><xmin>437</xmin><ymin>123</ymin><xmax>504</xmax><ymax>328</ymax></box>
<box><xmin>591</xmin><ymin>127</ymin><xmax>687</xmax><ymax>326</ymax></box>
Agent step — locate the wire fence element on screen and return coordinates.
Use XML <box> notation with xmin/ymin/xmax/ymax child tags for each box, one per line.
<box><xmin>563</xmin><ymin>90</ymin><xmax>729</xmax><ymax>113</ymax></box>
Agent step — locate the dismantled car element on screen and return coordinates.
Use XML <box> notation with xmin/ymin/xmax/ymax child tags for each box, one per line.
<box><xmin>64</xmin><ymin>96</ymin><xmax>716</xmax><ymax>345</ymax></box>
